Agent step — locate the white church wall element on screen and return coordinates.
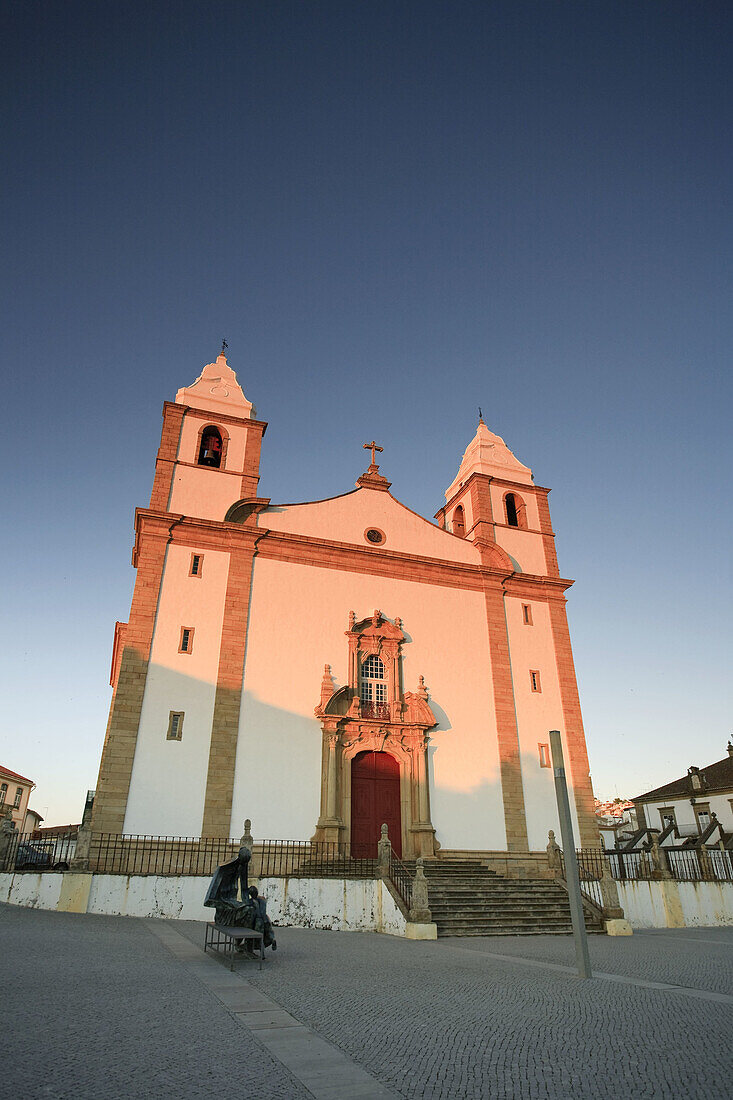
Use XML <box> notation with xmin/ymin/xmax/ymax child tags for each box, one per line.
<box><xmin>123</xmin><ymin>543</ymin><xmax>231</xmax><ymax>835</ymax></box>
<box><xmin>230</xmin><ymin>556</ymin><xmax>508</xmax><ymax>852</ymax></box>
<box><xmin>168</xmin><ymin>463</ymin><xmax>244</xmax><ymax>521</ymax></box>
<box><xmin>262</xmin><ymin>489</ymin><xmax>481</xmax><ymax>564</ymax></box>
<box><xmin>493</xmin><ymin>525</ymin><xmax>547</xmax><ymax>576</ymax></box>
<box><xmin>504</xmin><ymin>597</ymin><xmax>582</xmax><ymax>850</ymax></box>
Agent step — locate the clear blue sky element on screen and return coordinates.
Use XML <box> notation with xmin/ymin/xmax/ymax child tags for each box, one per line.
<box><xmin>2</xmin><ymin>1</ymin><xmax>730</xmax><ymax>827</ymax></box>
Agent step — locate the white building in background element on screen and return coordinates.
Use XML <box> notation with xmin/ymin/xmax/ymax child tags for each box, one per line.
<box><xmin>633</xmin><ymin>743</ymin><xmax>733</xmax><ymax>841</ymax></box>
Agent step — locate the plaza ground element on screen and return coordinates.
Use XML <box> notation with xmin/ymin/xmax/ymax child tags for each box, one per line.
<box><xmin>2</xmin><ymin>903</ymin><xmax>731</xmax><ymax>1099</ymax></box>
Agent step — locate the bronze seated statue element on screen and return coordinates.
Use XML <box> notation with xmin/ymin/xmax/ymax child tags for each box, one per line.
<box><xmin>204</xmin><ymin>845</ymin><xmax>277</xmax><ymax>951</ymax></box>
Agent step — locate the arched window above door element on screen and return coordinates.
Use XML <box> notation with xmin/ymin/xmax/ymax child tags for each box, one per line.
<box><xmin>360</xmin><ymin>654</ymin><xmax>388</xmax><ymax>717</ymax></box>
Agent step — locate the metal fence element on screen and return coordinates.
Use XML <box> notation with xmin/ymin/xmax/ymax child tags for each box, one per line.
<box><xmin>89</xmin><ymin>834</ymin><xmax>240</xmax><ymax>876</ymax></box>
<box><xmin>388</xmin><ymin>850</ymin><xmax>413</xmax><ymax>910</ymax></box>
<box><xmin>559</xmin><ymin>848</ymin><xmax>604</xmax><ymax>911</ymax></box>
<box><xmin>1</xmin><ymin>830</ymin><xmax>77</xmax><ymax>872</ymax></box>
<box><xmin>606</xmin><ymin>845</ymin><xmax>733</xmax><ymax>883</ymax></box>
<box><xmin>258</xmin><ymin>840</ymin><xmax>376</xmax><ymax>879</ymax></box>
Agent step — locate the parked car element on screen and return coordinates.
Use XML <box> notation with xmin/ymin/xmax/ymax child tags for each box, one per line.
<box><xmin>14</xmin><ymin>841</ymin><xmax>54</xmax><ymax>870</ymax></box>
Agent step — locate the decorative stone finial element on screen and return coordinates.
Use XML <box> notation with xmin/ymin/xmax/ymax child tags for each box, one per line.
<box><xmin>348</xmin><ymin>610</ymin><xmax>356</xmax><ymax>630</ymax></box>
<box><xmin>372</xmin><ymin>609</ymin><xmax>381</xmax><ymax>626</ymax></box>
<box><xmin>409</xmin><ymin>857</ymin><xmax>432</xmax><ymax>923</ymax></box>
<box><xmin>240</xmin><ymin>818</ymin><xmax>254</xmax><ymax>849</ymax></box>
<box><xmin>377</xmin><ymin>822</ymin><xmax>392</xmax><ymax>875</ymax></box>
<box><xmin>546</xmin><ymin>829</ymin><xmax>561</xmax><ymax>874</ymax></box>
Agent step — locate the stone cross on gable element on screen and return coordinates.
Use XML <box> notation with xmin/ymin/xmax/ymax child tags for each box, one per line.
<box><xmin>363</xmin><ymin>440</ymin><xmax>383</xmax><ymax>466</ymax></box>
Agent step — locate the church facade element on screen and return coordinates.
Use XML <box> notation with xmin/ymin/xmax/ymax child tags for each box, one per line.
<box><xmin>92</xmin><ymin>353</ymin><xmax>599</xmax><ymax>856</ymax></box>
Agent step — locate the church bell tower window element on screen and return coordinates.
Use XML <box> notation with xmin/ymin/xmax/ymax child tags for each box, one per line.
<box><xmin>453</xmin><ymin>505</ymin><xmax>465</xmax><ymax>538</ymax></box>
<box><xmin>198</xmin><ymin>427</ymin><xmax>223</xmax><ymax>468</ymax></box>
<box><xmin>504</xmin><ymin>492</ymin><xmax>527</xmax><ymax>529</ymax></box>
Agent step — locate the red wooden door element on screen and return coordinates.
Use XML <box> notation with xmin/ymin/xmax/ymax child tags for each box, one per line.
<box><xmin>351</xmin><ymin>751</ymin><xmax>402</xmax><ymax>858</ymax></box>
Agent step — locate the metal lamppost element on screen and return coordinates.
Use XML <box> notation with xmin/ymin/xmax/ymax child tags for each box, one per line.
<box><xmin>549</xmin><ymin>729</ymin><xmax>592</xmax><ymax>980</ymax></box>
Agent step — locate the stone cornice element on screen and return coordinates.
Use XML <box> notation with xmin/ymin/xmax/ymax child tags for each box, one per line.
<box><xmin>130</xmin><ymin>508</ymin><xmax>574</xmax><ymax>594</ymax></box>
<box><xmin>162</xmin><ymin>401</ymin><xmax>268</xmax><ymax>435</ymax></box>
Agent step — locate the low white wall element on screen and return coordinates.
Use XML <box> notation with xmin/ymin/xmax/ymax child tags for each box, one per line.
<box><xmin>618</xmin><ymin>879</ymin><xmax>733</xmax><ymax>929</ymax></box>
<box><xmin>259</xmin><ymin>877</ymin><xmax>406</xmax><ymax>935</ymax></box>
<box><xmin>2</xmin><ymin>871</ymin><xmax>64</xmax><ymax>911</ymax></box>
<box><xmin>0</xmin><ymin>872</ymin><xmax>406</xmax><ymax>936</ymax></box>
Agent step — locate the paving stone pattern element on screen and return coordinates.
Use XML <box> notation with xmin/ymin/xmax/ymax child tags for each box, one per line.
<box><xmin>5</xmin><ymin>902</ymin><xmax>732</xmax><ymax>1100</ymax></box>
<box><xmin>1</xmin><ymin>904</ymin><xmax>310</xmax><ymax>1100</ymax></box>
<box><xmin>177</xmin><ymin>922</ymin><xmax>732</xmax><ymax>1100</ymax></box>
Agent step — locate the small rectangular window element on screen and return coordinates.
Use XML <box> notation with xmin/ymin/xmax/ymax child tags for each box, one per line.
<box><xmin>530</xmin><ymin>670</ymin><xmax>541</xmax><ymax>693</ymax></box>
<box><xmin>179</xmin><ymin>627</ymin><xmax>194</xmax><ymax>654</ymax></box>
<box><xmin>14</xmin><ymin>787</ymin><xmax>23</xmax><ymax>807</ymax></box>
<box><xmin>538</xmin><ymin>743</ymin><xmax>550</xmax><ymax>768</ymax></box>
<box><xmin>0</xmin><ymin>783</ymin><xmax>7</xmax><ymax>803</ymax></box>
<box><xmin>694</xmin><ymin>804</ymin><xmax>711</xmax><ymax>833</ymax></box>
<box><xmin>522</xmin><ymin>604</ymin><xmax>533</xmax><ymax>625</ymax></box>
<box><xmin>189</xmin><ymin>553</ymin><xmax>203</xmax><ymax>577</ymax></box>
<box><xmin>659</xmin><ymin>807</ymin><xmax>677</xmax><ymax>833</ymax></box>
<box><xmin>167</xmin><ymin>711</ymin><xmax>184</xmax><ymax>740</ymax></box>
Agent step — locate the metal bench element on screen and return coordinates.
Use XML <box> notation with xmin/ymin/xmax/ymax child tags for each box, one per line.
<box><xmin>204</xmin><ymin>923</ymin><xmax>265</xmax><ymax>970</ymax></box>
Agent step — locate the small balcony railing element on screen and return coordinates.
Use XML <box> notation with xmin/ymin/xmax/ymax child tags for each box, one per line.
<box><xmin>360</xmin><ymin>702</ymin><xmax>390</xmax><ymax>720</ymax></box>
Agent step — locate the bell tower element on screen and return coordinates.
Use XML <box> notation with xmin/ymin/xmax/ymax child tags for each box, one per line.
<box><xmin>436</xmin><ymin>417</ymin><xmax>598</xmax><ymax>849</ymax></box>
<box><xmin>149</xmin><ymin>351</ymin><xmax>268</xmax><ymax>523</ymax></box>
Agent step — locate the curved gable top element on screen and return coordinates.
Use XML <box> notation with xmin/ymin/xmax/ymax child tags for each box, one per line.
<box><xmin>446</xmin><ymin>421</ymin><xmax>533</xmax><ymax>500</ymax></box>
<box><xmin>175</xmin><ymin>354</ymin><xmax>255</xmax><ymax>419</ymax></box>
<box><xmin>261</xmin><ymin>487</ymin><xmax>483</xmax><ymax>564</ymax></box>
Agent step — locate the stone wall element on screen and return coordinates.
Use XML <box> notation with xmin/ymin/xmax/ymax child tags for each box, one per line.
<box><xmin>0</xmin><ymin>872</ymin><xmax>406</xmax><ymax>935</ymax></box>
<box><xmin>617</xmin><ymin>879</ymin><xmax>733</xmax><ymax>929</ymax></box>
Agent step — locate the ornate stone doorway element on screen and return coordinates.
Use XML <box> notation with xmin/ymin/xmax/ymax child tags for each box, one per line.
<box><xmin>312</xmin><ymin>610</ymin><xmax>440</xmax><ymax>859</ymax></box>
<box><xmin>351</xmin><ymin>751</ymin><xmax>402</xmax><ymax>857</ymax></box>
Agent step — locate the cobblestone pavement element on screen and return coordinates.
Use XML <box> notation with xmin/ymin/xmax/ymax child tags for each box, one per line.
<box><xmin>175</xmin><ymin>922</ymin><xmax>730</xmax><ymax>1100</ymax></box>
<box><xmin>5</xmin><ymin>901</ymin><xmax>732</xmax><ymax>1100</ymax></box>
<box><xmin>1</xmin><ymin>903</ymin><xmax>311</xmax><ymax>1100</ymax></box>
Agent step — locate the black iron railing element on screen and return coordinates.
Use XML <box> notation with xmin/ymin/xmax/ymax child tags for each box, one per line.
<box><xmin>559</xmin><ymin>848</ymin><xmax>604</xmax><ymax>911</ymax></box>
<box><xmin>258</xmin><ymin>840</ymin><xmax>376</xmax><ymax>879</ymax></box>
<box><xmin>387</xmin><ymin>850</ymin><xmax>413</xmax><ymax>910</ymax></box>
<box><xmin>1</xmin><ymin>830</ymin><xmax>77</xmax><ymax>872</ymax></box>
<box><xmin>360</xmin><ymin>702</ymin><xmax>390</xmax><ymax>720</ymax></box>
<box><xmin>606</xmin><ymin>845</ymin><xmax>733</xmax><ymax>883</ymax></box>
<box><xmin>90</xmin><ymin>834</ymin><xmax>239</xmax><ymax>876</ymax></box>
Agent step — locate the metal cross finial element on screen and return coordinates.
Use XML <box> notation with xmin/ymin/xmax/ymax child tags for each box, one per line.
<box><xmin>363</xmin><ymin>440</ymin><xmax>383</xmax><ymax>466</ymax></box>
<box><xmin>478</xmin><ymin>406</ymin><xmax>483</xmax><ymax>423</ymax></box>
<box><xmin>221</xmin><ymin>339</ymin><xmax>228</xmax><ymax>354</ymax></box>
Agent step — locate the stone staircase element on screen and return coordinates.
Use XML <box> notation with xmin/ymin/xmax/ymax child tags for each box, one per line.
<box><xmin>402</xmin><ymin>858</ymin><xmax>605</xmax><ymax>936</ymax></box>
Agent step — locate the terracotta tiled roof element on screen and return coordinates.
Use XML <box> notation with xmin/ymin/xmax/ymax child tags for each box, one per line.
<box><xmin>33</xmin><ymin>824</ymin><xmax>79</xmax><ymax>837</ymax></box>
<box><xmin>0</xmin><ymin>765</ymin><xmax>34</xmax><ymax>786</ymax></box>
<box><xmin>633</xmin><ymin>753</ymin><xmax>733</xmax><ymax>802</ymax></box>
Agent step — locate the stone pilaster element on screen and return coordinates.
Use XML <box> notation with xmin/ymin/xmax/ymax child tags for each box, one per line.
<box><xmin>92</xmin><ymin>516</ymin><xmax>171</xmax><ymax>834</ymax></box>
<box><xmin>483</xmin><ymin>581</ymin><xmax>529</xmax><ymax>852</ymax></box>
<box><xmin>201</xmin><ymin>536</ymin><xmax>257</xmax><ymax>838</ymax></box>
<box><xmin>547</xmin><ymin>593</ymin><xmax>599</xmax><ymax>848</ymax></box>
